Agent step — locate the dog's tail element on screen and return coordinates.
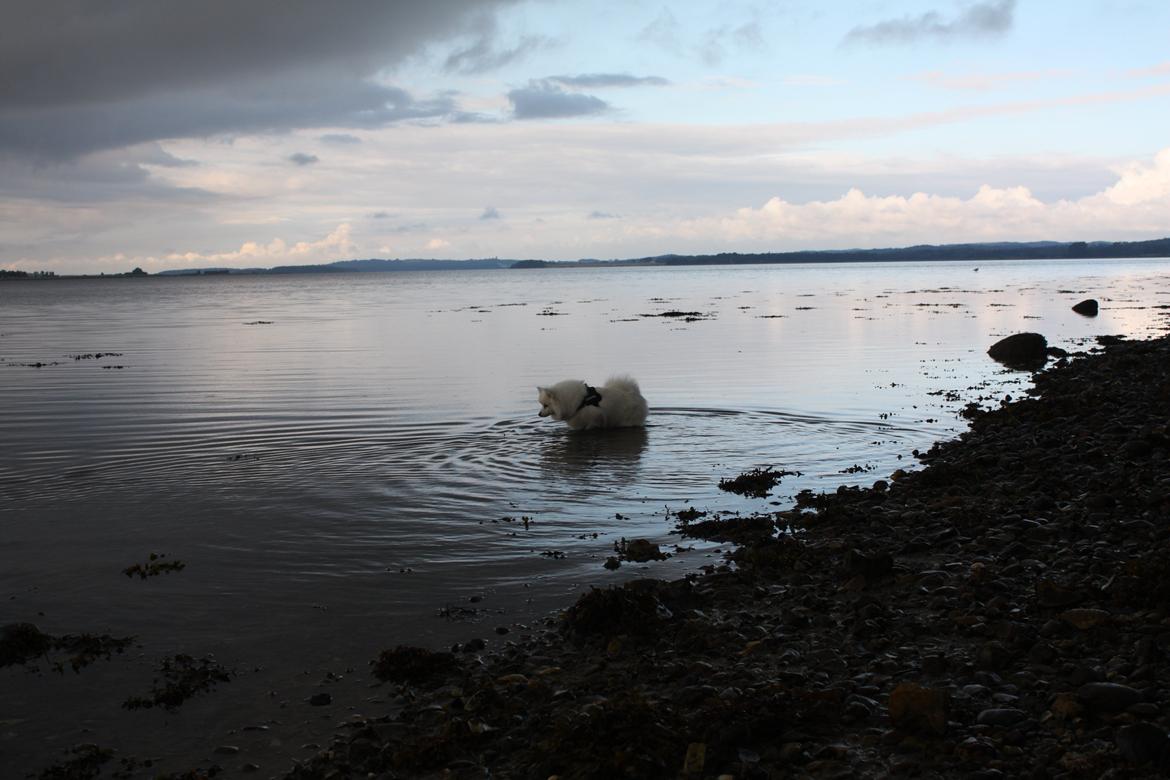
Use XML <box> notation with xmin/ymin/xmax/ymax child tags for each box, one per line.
<box><xmin>604</xmin><ymin>375</ymin><xmax>641</xmax><ymax>394</ymax></box>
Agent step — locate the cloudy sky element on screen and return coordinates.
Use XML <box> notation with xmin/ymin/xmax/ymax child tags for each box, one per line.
<box><xmin>2</xmin><ymin>0</ymin><xmax>1169</xmax><ymax>274</ymax></box>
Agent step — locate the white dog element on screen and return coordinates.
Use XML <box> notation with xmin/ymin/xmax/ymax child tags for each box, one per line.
<box><xmin>536</xmin><ymin>376</ymin><xmax>648</xmax><ymax>431</ymax></box>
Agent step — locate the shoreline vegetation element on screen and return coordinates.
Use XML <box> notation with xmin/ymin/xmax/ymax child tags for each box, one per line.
<box><xmin>3</xmin><ymin>237</ymin><xmax>1168</xmax><ymax>280</ymax></box>
<box><xmin>269</xmin><ymin>332</ymin><xmax>1170</xmax><ymax>779</ymax></box>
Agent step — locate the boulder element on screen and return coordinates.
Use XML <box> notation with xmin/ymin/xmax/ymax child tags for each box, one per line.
<box><xmin>987</xmin><ymin>333</ymin><xmax>1048</xmax><ymax>368</ymax></box>
<box><xmin>1071</xmin><ymin>299</ymin><xmax>1099</xmax><ymax>316</ymax></box>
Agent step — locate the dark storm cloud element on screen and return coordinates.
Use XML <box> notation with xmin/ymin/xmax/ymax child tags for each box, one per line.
<box><xmin>843</xmin><ymin>0</ymin><xmax>1016</xmax><ymax>46</ymax></box>
<box><xmin>288</xmin><ymin>152</ymin><xmax>319</xmax><ymax>166</ymax></box>
<box><xmin>547</xmin><ymin>74</ymin><xmax>670</xmax><ymax>89</ymax></box>
<box><xmin>0</xmin><ymin>76</ymin><xmax>460</xmax><ymax>159</ymax></box>
<box><xmin>0</xmin><ymin>0</ymin><xmax>518</xmax><ymax>157</ymax></box>
<box><xmin>508</xmin><ymin>82</ymin><xmax>610</xmax><ymax>120</ymax></box>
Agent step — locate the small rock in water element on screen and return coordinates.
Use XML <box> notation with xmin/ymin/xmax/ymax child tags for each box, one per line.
<box><xmin>1071</xmin><ymin>299</ymin><xmax>1099</xmax><ymax>316</ymax></box>
<box><xmin>308</xmin><ymin>693</ymin><xmax>332</xmax><ymax>707</ymax></box>
<box><xmin>987</xmin><ymin>333</ymin><xmax>1048</xmax><ymax>369</ymax></box>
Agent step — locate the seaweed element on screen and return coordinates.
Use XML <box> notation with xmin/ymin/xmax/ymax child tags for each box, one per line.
<box><xmin>123</xmin><ymin>552</ymin><xmax>186</xmax><ymax>580</ymax></box>
<box><xmin>718</xmin><ymin>467</ymin><xmax>799</xmax><ymax>498</ymax></box>
<box><xmin>123</xmin><ymin>654</ymin><xmax>233</xmax><ymax>711</ymax></box>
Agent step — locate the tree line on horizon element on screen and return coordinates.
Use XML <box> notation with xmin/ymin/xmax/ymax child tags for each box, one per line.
<box><xmin>4</xmin><ymin>237</ymin><xmax>1169</xmax><ymax>279</ymax></box>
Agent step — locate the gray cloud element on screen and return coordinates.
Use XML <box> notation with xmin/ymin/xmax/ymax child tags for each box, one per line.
<box><xmin>0</xmin><ymin>147</ymin><xmax>217</xmax><ymax>205</ymax></box>
<box><xmin>390</xmin><ymin>222</ymin><xmax>428</xmax><ymax>233</ymax></box>
<box><xmin>320</xmin><ymin>133</ymin><xmax>362</xmax><ymax>145</ymax></box>
<box><xmin>0</xmin><ymin>0</ymin><xmax>518</xmax><ymax>158</ymax></box>
<box><xmin>480</xmin><ymin>206</ymin><xmax>501</xmax><ymax>219</ymax></box>
<box><xmin>587</xmin><ymin>210</ymin><xmax>621</xmax><ymax>219</ymax></box>
<box><xmin>844</xmin><ymin>0</ymin><xmax>1016</xmax><ymax>46</ymax></box>
<box><xmin>1</xmin><ymin>76</ymin><xmax>462</xmax><ymax>159</ymax></box>
<box><xmin>368</xmin><ymin>211</ymin><xmax>392</xmax><ymax>219</ymax></box>
<box><xmin>288</xmin><ymin>152</ymin><xmax>319</xmax><ymax>166</ymax></box>
<box><xmin>547</xmin><ymin>74</ymin><xmax>670</xmax><ymax>89</ymax></box>
<box><xmin>449</xmin><ymin>111</ymin><xmax>504</xmax><ymax>124</ymax></box>
<box><xmin>508</xmin><ymin>82</ymin><xmax>610</xmax><ymax>120</ymax></box>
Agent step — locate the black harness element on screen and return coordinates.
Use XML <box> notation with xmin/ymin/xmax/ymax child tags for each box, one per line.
<box><xmin>574</xmin><ymin>384</ymin><xmax>602</xmax><ymax>415</ymax></box>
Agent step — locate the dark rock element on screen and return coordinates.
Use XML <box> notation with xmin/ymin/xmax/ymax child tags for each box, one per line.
<box><xmin>563</xmin><ymin>582</ymin><xmax>669</xmax><ymax>641</ymax></box>
<box><xmin>888</xmin><ymin>682</ymin><xmax>948</xmax><ymax>736</ymax></box>
<box><xmin>1122</xmin><ymin>439</ymin><xmax>1152</xmax><ymax>459</ymax></box>
<box><xmin>987</xmin><ymin>332</ymin><xmax>1048</xmax><ymax>368</ymax></box>
<box><xmin>976</xmin><ymin>641</ymin><xmax>1010</xmax><ymax>671</ymax></box>
<box><xmin>1115</xmin><ymin>722</ymin><xmax>1168</xmax><ymax>765</ymax></box>
<box><xmin>976</xmin><ymin>708</ymin><xmax>1028</xmax><ymax>727</ymax></box>
<box><xmin>1035</xmin><ymin>579</ymin><xmax>1083</xmax><ymax>607</ymax></box>
<box><xmin>371</xmin><ymin>646</ymin><xmax>458</xmax><ymax>686</ymax></box>
<box><xmin>0</xmin><ymin>622</ymin><xmax>52</xmax><ymax>667</ymax></box>
<box><xmin>1072</xmin><ymin>299</ymin><xmax>1099</xmax><ymax>316</ymax></box>
<box><xmin>618</xmin><ymin>538</ymin><xmax>666</xmax><ymax>562</ymax></box>
<box><xmin>308</xmin><ymin>693</ymin><xmax>332</xmax><ymax>706</ymax></box>
<box><xmin>844</xmin><ymin>548</ymin><xmax>893</xmax><ymax>580</ymax></box>
<box><xmin>1077</xmin><ymin>682</ymin><xmax>1142</xmax><ymax>713</ymax></box>
<box><xmin>1060</xmin><ymin>608</ymin><xmax>1111</xmax><ymax>630</ymax></box>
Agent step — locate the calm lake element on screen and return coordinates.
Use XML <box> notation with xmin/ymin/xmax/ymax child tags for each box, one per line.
<box><xmin>2</xmin><ymin>258</ymin><xmax>1168</xmax><ymax>775</ymax></box>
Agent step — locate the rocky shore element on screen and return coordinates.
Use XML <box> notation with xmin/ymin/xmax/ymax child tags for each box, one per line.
<box><xmin>281</xmin><ymin>333</ymin><xmax>1170</xmax><ymax>780</ymax></box>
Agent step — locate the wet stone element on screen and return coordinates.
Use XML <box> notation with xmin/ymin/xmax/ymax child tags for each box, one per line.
<box><xmin>1077</xmin><ymin>682</ymin><xmax>1142</xmax><ymax>713</ymax></box>
<box><xmin>1071</xmin><ymin>299</ymin><xmax>1099</xmax><ymax>316</ymax></box>
<box><xmin>976</xmin><ymin>708</ymin><xmax>1028</xmax><ymax>727</ymax></box>
<box><xmin>888</xmin><ymin>682</ymin><xmax>948</xmax><ymax>736</ymax></box>
<box><xmin>1115</xmin><ymin>722</ymin><xmax>1169</xmax><ymax>766</ymax></box>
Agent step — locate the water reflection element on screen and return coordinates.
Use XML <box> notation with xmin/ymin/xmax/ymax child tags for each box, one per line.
<box><xmin>537</xmin><ymin>425</ymin><xmax>649</xmax><ymax>483</ymax></box>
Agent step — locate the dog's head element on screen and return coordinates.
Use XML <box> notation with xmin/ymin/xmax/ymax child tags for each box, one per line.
<box><xmin>536</xmin><ymin>387</ymin><xmax>560</xmax><ymax>419</ymax></box>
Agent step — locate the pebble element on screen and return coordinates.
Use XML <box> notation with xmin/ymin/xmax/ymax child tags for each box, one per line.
<box><xmin>976</xmin><ymin>708</ymin><xmax>1028</xmax><ymax>727</ymax></box>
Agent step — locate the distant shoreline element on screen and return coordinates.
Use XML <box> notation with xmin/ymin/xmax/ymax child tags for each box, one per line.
<box><xmin>4</xmin><ymin>236</ymin><xmax>1168</xmax><ymax>279</ymax></box>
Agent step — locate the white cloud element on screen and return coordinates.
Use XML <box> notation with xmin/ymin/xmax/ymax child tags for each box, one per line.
<box><xmin>163</xmin><ymin>222</ymin><xmax>355</xmax><ymax>267</ymax></box>
<box><xmin>667</xmin><ymin>148</ymin><xmax>1170</xmax><ymax>248</ymax></box>
<box><xmin>1099</xmin><ymin>148</ymin><xmax>1170</xmax><ymax>206</ymax></box>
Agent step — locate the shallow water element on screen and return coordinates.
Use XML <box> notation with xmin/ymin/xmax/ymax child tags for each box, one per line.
<box><xmin>2</xmin><ymin>259</ymin><xmax>1168</xmax><ymax>775</ymax></box>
